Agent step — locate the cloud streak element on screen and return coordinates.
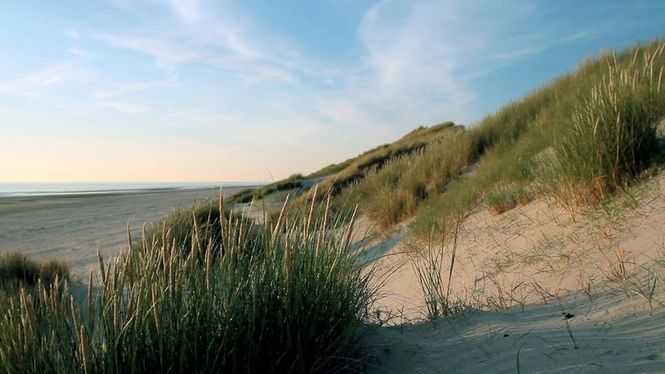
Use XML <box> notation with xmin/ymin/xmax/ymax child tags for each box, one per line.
<box><xmin>317</xmin><ymin>0</ymin><xmax>606</xmax><ymax>132</ymax></box>
<box><xmin>93</xmin><ymin>80</ymin><xmax>174</xmax><ymax>98</ymax></box>
<box><xmin>0</xmin><ymin>63</ymin><xmax>77</xmax><ymax>95</ymax></box>
<box><xmin>105</xmin><ymin>101</ymin><xmax>150</xmax><ymax>113</ymax></box>
<box><xmin>96</xmin><ymin>0</ymin><xmax>303</xmax><ymax>83</ymax></box>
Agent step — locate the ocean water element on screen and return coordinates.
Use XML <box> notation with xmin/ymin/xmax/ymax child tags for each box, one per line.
<box><xmin>0</xmin><ymin>182</ymin><xmax>259</xmax><ymax>198</ymax></box>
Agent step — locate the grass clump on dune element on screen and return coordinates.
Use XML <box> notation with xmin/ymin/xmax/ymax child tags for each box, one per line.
<box><xmin>412</xmin><ymin>39</ymin><xmax>665</xmax><ymax>234</ymax></box>
<box><xmin>0</xmin><ymin>253</ymin><xmax>70</xmax><ymax>317</ymax></box>
<box><xmin>354</xmin><ymin>130</ymin><xmax>476</xmax><ymax>227</ymax></box>
<box><xmin>412</xmin><ymin>220</ymin><xmax>464</xmax><ymax>320</ymax></box>
<box><xmin>306</xmin><ymin>122</ymin><xmax>459</xmax><ymax>180</ymax></box>
<box><xmin>0</xmin><ymin>252</ymin><xmax>69</xmax><ymax>290</ymax></box>
<box><xmin>233</xmin><ymin>40</ymin><xmax>665</xmax><ymax>235</ymax></box>
<box><xmin>141</xmin><ymin>199</ymin><xmax>226</xmax><ymax>252</ymax></box>
<box><xmin>302</xmin><ymin>122</ymin><xmax>461</xmax><ymax>202</ymax></box>
<box><xmin>0</xmin><ymin>196</ymin><xmax>374</xmax><ymax>374</ymax></box>
<box><xmin>550</xmin><ymin>45</ymin><xmax>665</xmax><ymax>207</ymax></box>
<box><xmin>228</xmin><ymin>173</ymin><xmax>305</xmax><ymax>204</ymax></box>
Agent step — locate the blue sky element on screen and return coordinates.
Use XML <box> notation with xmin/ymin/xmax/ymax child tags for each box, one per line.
<box><xmin>1</xmin><ymin>0</ymin><xmax>664</xmax><ymax>182</ymax></box>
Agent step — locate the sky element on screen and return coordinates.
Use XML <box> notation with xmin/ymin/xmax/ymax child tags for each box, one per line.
<box><xmin>0</xmin><ymin>0</ymin><xmax>664</xmax><ymax>182</ymax></box>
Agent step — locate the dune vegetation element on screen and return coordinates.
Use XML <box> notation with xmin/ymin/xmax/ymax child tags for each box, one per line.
<box><xmin>0</xmin><ymin>252</ymin><xmax>70</xmax><ymax>317</ymax></box>
<box><xmin>226</xmin><ymin>174</ymin><xmax>306</xmax><ymax>204</ymax></box>
<box><xmin>224</xmin><ymin>40</ymin><xmax>665</xmax><ymax>330</ymax></box>
<box><xmin>254</xmin><ymin>39</ymin><xmax>665</xmax><ymax>234</ymax></box>
<box><xmin>305</xmin><ymin>122</ymin><xmax>460</xmax><ymax>180</ymax></box>
<box><xmin>302</xmin><ymin>122</ymin><xmax>461</xmax><ymax>201</ymax></box>
<box><xmin>411</xmin><ymin>39</ymin><xmax>665</xmax><ymax>234</ymax></box>
<box><xmin>0</xmin><ymin>252</ymin><xmax>69</xmax><ymax>291</ymax></box>
<box><xmin>0</xmin><ymin>197</ymin><xmax>374</xmax><ymax>373</ymax></box>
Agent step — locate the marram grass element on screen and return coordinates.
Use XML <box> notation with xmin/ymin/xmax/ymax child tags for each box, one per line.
<box><xmin>551</xmin><ymin>44</ymin><xmax>665</xmax><ymax>207</ymax></box>
<box><xmin>0</xmin><ymin>195</ymin><xmax>375</xmax><ymax>374</ymax></box>
<box><xmin>0</xmin><ymin>252</ymin><xmax>70</xmax><ymax>291</ymax></box>
<box><xmin>413</xmin><ymin>39</ymin><xmax>665</xmax><ymax>234</ymax></box>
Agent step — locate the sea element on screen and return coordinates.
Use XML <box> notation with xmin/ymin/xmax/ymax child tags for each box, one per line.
<box><xmin>0</xmin><ymin>182</ymin><xmax>261</xmax><ymax>198</ymax></box>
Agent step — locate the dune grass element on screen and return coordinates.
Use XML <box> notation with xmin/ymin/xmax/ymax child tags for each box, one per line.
<box><xmin>226</xmin><ymin>122</ymin><xmax>462</xmax><ymax>228</ymax></box>
<box><xmin>410</xmin><ymin>39</ymin><xmax>665</xmax><ymax>234</ymax></box>
<box><xmin>0</xmin><ymin>252</ymin><xmax>69</xmax><ymax>290</ymax></box>
<box><xmin>348</xmin><ymin>130</ymin><xmax>475</xmax><ymax>227</ymax></box>
<box><xmin>550</xmin><ymin>45</ymin><xmax>665</xmax><ymax>207</ymax></box>
<box><xmin>226</xmin><ymin>40</ymin><xmax>665</xmax><ymax>235</ymax></box>
<box><xmin>0</xmin><ymin>197</ymin><xmax>375</xmax><ymax>373</ymax></box>
<box><xmin>0</xmin><ymin>252</ymin><xmax>70</xmax><ymax>318</ymax></box>
<box><xmin>305</xmin><ymin>122</ymin><xmax>458</xmax><ymax>180</ymax></box>
<box><xmin>294</xmin><ymin>122</ymin><xmax>461</xmax><ymax>206</ymax></box>
<box><xmin>139</xmin><ymin>200</ymin><xmax>226</xmax><ymax>252</ymax></box>
<box><xmin>412</xmin><ymin>219</ymin><xmax>464</xmax><ymax>320</ymax></box>
<box><xmin>227</xmin><ymin>174</ymin><xmax>305</xmax><ymax>204</ymax></box>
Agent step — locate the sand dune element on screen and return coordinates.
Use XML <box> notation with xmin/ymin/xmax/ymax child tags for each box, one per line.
<box><xmin>357</xmin><ymin>171</ymin><xmax>665</xmax><ymax>372</ymax></box>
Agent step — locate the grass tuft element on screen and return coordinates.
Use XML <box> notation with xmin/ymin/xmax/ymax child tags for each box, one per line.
<box><xmin>227</xmin><ymin>174</ymin><xmax>305</xmax><ymax>204</ymax></box>
<box><xmin>413</xmin><ymin>39</ymin><xmax>665</xmax><ymax>234</ymax></box>
<box><xmin>0</xmin><ymin>252</ymin><xmax>70</xmax><ymax>290</ymax></box>
<box><xmin>0</xmin><ymin>197</ymin><xmax>374</xmax><ymax>373</ymax></box>
<box><xmin>550</xmin><ymin>46</ymin><xmax>665</xmax><ymax>207</ymax></box>
<box><xmin>412</xmin><ymin>220</ymin><xmax>464</xmax><ymax>319</ymax></box>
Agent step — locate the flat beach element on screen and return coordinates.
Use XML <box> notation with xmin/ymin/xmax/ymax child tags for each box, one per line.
<box><xmin>0</xmin><ymin>187</ymin><xmax>245</xmax><ymax>279</ymax></box>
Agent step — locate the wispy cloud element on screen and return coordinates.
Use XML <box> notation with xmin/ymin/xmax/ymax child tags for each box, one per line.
<box><xmin>163</xmin><ymin>110</ymin><xmax>230</xmax><ymax>123</ymax></box>
<box><xmin>92</xmin><ymin>33</ymin><xmax>202</xmax><ymax>71</ymax></box>
<box><xmin>105</xmin><ymin>101</ymin><xmax>150</xmax><ymax>113</ymax></box>
<box><xmin>315</xmin><ymin>100</ymin><xmax>389</xmax><ymax>140</ymax></box>
<box><xmin>314</xmin><ymin>0</ymin><xmax>485</xmax><ymax>130</ymax></box>
<box><xmin>0</xmin><ymin>63</ymin><xmax>76</xmax><ymax>95</ymax></box>
<box><xmin>93</xmin><ymin>80</ymin><xmax>174</xmax><ymax>98</ymax></box>
<box><xmin>96</xmin><ymin>0</ymin><xmax>301</xmax><ymax>82</ymax></box>
<box><xmin>165</xmin><ymin>0</ymin><xmax>205</xmax><ymax>24</ymax></box>
<box><xmin>320</xmin><ymin>0</ymin><xmax>603</xmax><ymax>129</ymax></box>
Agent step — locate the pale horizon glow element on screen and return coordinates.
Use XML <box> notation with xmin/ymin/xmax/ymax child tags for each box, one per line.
<box><xmin>0</xmin><ymin>1</ymin><xmax>664</xmax><ymax>182</ymax></box>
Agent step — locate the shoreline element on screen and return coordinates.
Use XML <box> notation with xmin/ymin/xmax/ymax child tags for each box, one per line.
<box><xmin>0</xmin><ymin>184</ymin><xmax>260</xmax><ymax>201</ymax></box>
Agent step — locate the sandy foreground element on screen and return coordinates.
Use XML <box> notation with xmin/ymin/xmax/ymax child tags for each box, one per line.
<box><xmin>0</xmin><ymin>187</ymin><xmax>244</xmax><ymax>280</ymax></box>
<box><xmin>355</xmin><ymin>171</ymin><xmax>665</xmax><ymax>373</ymax></box>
